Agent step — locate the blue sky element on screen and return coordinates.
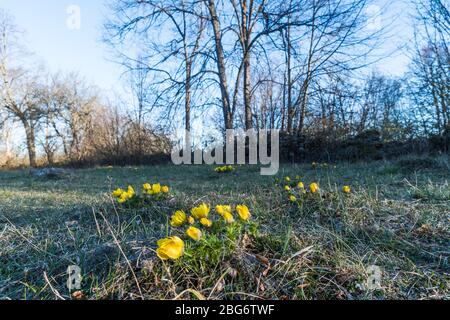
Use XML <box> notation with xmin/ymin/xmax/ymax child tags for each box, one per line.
<box><xmin>0</xmin><ymin>0</ymin><xmax>124</xmax><ymax>96</ymax></box>
<box><xmin>0</xmin><ymin>0</ymin><xmax>414</xmax><ymax>99</ymax></box>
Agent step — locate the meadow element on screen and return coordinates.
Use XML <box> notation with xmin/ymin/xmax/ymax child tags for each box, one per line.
<box><xmin>0</xmin><ymin>156</ymin><xmax>449</xmax><ymax>300</ymax></box>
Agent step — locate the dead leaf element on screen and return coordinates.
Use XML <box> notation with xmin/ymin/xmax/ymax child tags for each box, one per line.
<box><xmin>255</xmin><ymin>254</ymin><xmax>270</xmax><ymax>266</ymax></box>
<box><xmin>72</xmin><ymin>291</ymin><xmax>85</xmax><ymax>300</ymax></box>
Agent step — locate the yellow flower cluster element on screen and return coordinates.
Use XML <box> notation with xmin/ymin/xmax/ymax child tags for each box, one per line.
<box><xmin>159</xmin><ymin>203</ymin><xmax>252</xmax><ymax>261</ymax></box>
<box><xmin>143</xmin><ymin>183</ymin><xmax>170</xmax><ymax>195</ymax></box>
<box><xmin>280</xmin><ymin>176</ymin><xmax>320</xmax><ymax>203</ymax></box>
<box><xmin>112</xmin><ymin>186</ymin><xmax>135</xmax><ymax>204</ymax></box>
<box><xmin>281</xmin><ymin>176</ymin><xmax>352</xmax><ymax>203</ymax></box>
<box><xmin>112</xmin><ymin>182</ymin><xmax>170</xmax><ymax>205</ymax></box>
<box><xmin>215</xmin><ymin>165</ymin><xmax>235</xmax><ymax>173</ymax></box>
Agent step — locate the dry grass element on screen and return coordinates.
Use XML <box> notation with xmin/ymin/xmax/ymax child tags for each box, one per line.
<box><xmin>0</xmin><ymin>156</ymin><xmax>449</xmax><ymax>300</ymax></box>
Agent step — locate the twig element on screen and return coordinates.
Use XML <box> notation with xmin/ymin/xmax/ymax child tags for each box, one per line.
<box><xmin>43</xmin><ymin>272</ymin><xmax>66</xmax><ymax>300</ymax></box>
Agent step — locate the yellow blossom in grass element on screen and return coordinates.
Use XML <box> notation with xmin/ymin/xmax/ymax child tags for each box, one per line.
<box><xmin>310</xmin><ymin>183</ymin><xmax>319</xmax><ymax>194</ymax></box>
<box><xmin>162</xmin><ymin>186</ymin><xmax>170</xmax><ymax>193</ymax></box>
<box><xmin>285</xmin><ymin>177</ymin><xmax>291</xmax><ymax>182</ymax></box>
<box><xmin>188</xmin><ymin>216</ymin><xmax>195</xmax><ymax>225</ymax></box>
<box><xmin>342</xmin><ymin>186</ymin><xmax>351</xmax><ymax>194</ymax></box>
<box><xmin>127</xmin><ymin>186</ymin><xmax>135</xmax><ymax>197</ymax></box>
<box><xmin>152</xmin><ymin>183</ymin><xmax>161</xmax><ymax>194</ymax></box>
<box><xmin>289</xmin><ymin>195</ymin><xmax>297</xmax><ymax>202</ymax></box>
<box><xmin>156</xmin><ymin>236</ymin><xmax>184</xmax><ymax>260</ymax></box>
<box><xmin>170</xmin><ymin>210</ymin><xmax>187</xmax><ymax>227</ymax></box>
<box><xmin>200</xmin><ymin>218</ymin><xmax>213</xmax><ymax>228</ymax></box>
<box><xmin>118</xmin><ymin>193</ymin><xmax>128</xmax><ymax>203</ymax></box>
<box><xmin>143</xmin><ymin>183</ymin><xmax>151</xmax><ymax>191</ymax></box>
<box><xmin>236</xmin><ymin>205</ymin><xmax>251</xmax><ymax>221</ymax></box>
<box><xmin>216</xmin><ymin>205</ymin><xmax>232</xmax><ymax>216</ymax></box>
<box><xmin>223</xmin><ymin>211</ymin><xmax>235</xmax><ymax>224</ymax></box>
<box><xmin>186</xmin><ymin>226</ymin><xmax>202</xmax><ymax>241</ymax></box>
<box><xmin>284</xmin><ymin>185</ymin><xmax>291</xmax><ymax>192</ymax></box>
<box><xmin>216</xmin><ymin>165</ymin><xmax>234</xmax><ymax>173</ymax></box>
<box><xmin>298</xmin><ymin>182</ymin><xmax>305</xmax><ymax>189</ymax></box>
<box><xmin>112</xmin><ymin>188</ymin><xmax>124</xmax><ymax>198</ymax></box>
<box><xmin>191</xmin><ymin>203</ymin><xmax>210</xmax><ymax>219</ymax></box>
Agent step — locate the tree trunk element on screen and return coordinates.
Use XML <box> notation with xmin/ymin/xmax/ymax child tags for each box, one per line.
<box><xmin>207</xmin><ymin>0</ymin><xmax>233</xmax><ymax>130</ymax></box>
<box><xmin>185</xmin><ymin>62</ymin><xmax>192</xmax><ymax>133</ymax></box>
<box><xmin>286</xmin><ymin>26</ymin><xmax>294</xmax><ymax>133</ymax></box>
<box><xmin>22</xmin><ymin>120</ymin><xmax>37</xmax><ymax>167</ymax></box>
<box><xmin>298</xmin><ymin>80</ymin><xmax>310</xmax><ymax>133</ymax></box>
<box><xmin>242</xmin><ymin>0</ymin><xmax>252</xmax><ymax>130</ymax></box>
<box><xmin>297</xmin><ymin>7</ymin><xmax>316</xmax><ymax>134</ymax></box>
<box><xmin>244</xmin><ymin>50</ymin><xmax>252</xmax><ymax>130</ymax></box>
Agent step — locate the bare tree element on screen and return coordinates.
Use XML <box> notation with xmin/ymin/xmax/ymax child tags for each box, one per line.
<box><xmin>44</xmin><ymin>73</ymin><xmax>101</xmax><ymax>163</ymax></box>
<box><xmin>105</xmin><ymin>0</ymin><xmax>208</xmax><ymax>135</ymax></box>
<box><xmin>0</xmin><ymin>10</ymin><xmax>45</xmax><ymax>167</ymax></box>
<box><xmin>408</xmin><ymin>0</ymin><xmax>449</xmax><ymax>135</ymax></box>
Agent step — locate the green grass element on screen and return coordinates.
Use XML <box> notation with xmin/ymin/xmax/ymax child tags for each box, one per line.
<box><xmin>0</xmin><ymin>157</ymin><xmax>449</xmax><ymax>300</ymax></box>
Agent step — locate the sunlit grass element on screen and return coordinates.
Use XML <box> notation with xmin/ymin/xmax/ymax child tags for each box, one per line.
<box><xmin>0</xmin><ymin>157</ymin><xmax>448</xmax><ymax>300</ymax></box>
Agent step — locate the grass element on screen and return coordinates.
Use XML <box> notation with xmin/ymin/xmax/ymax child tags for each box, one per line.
<box><xmin>0</xmin><ymin>156</ymin><xmax>449</xmax><ymax>300</ymax></box>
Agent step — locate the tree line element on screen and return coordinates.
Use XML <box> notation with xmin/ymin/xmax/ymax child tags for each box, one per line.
<box><xmin>104</xmin><ymin>0</ymin><xmax>448</xmax><ymax>144</ymax></box>
<box><xmin>0</xmin><ymin>9</ymin><xmax>169</xmax><ymax>167</ymax></box>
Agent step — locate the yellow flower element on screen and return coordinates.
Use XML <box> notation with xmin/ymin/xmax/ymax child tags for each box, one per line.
<box><xmin>200</xmin><ymin>218</ymin><xmax>212</xmax><ymax>228</ymax></box>
<box><xmin>284</xmin><ymin>185</ymin><xmax>291</xmax><ymax>192</ymax></box>
<box><xmin>216</xmin><ymin>165</ymin><xmax>233</xmax><ymax>173</ymax></box>
<box><xmin>236</xmin><ymin>205</ymin><xmax>251</xmax><ymax>221</ymax></box>
<box><xmin>215</xmin><ymin>205</ymin><xmax>232</xmax><ymax>216</ymax></box>
<box><xmin>223</xmin><ymin>211</ymin><xmax>235</xmax><ymax>224</ymax></box>
<box><xmin>156</xmin><ymin>236</ymin><xmax>184</xmax><ymax>260</ymax></box>
<box><xmin>118</xmin><ymin>193</ymin><xmax>128</xmax><ymax>203</ymax></box>
<box><xmin>170</xmin><ymin>210</ymin><xmax>187</xmax><ymax>227</ymax></box>
<box><xmin>152</xmin><ymin>183</ymin><xmax>161</xmax><ymax>194</ymax></box>
<box><xmin>143</xmin><ymin>183</ymin><xmax>151</xmax><ymax>191</ymax></box>
<box><xmin>162</xmin><ymin>186</ymin><xmax>170</xmax><ymax>193</ymax></box>
<box><xmin>298</xmin><ymin>182</ymin><xmax>305</xmax><ymax>189</ymax></box>
<box><xmin>127</xmin><ymin>186</ymin><xmax>135</xmax><ymax>197</ymax></box>
<box><xmin>188</xmin><ymin>216</ymin><xmax>195</xmax><ymax>225</ymax></box>
<box><xmin>112</xmin><ymin>188</ymin><xmax>124</xmax><ymax>198</ymax></box>
<box><xmin>289</xmin><ymin>195</ymin><xmax>297</xmax><ymax>202</ymax></box>
<box><xmin>295</xmin><ymin>175</ymin><xmax>300</xmax><ymax>180</ymax></box>
<box><xmin>186</xmin><ymin>226</ymin><xmax>202</xmax><ymax>241</ymax></box>
<box><xmin>310</xmin><ymin>183</ymin><xmax>319</xmax><ymax>194</ymax></box>
<box><xmin>285</xmin><ymin>177</ymin><xmax>291</xmax><ymax>182</ymax></box>
<box><xmin>191</xmin><ymin>203</ymin><xmax>210</xmax><ymax>219</ymax></box>
<box><xmin>342</xmin><ymin>186</ymin><xmax>351</xmax><ymax>194</ymax></box>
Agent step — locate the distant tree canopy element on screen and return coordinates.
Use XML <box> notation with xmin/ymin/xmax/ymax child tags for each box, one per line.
<box><xmin>104</xmin><ymin>0</ymin><xmax>448</xmax><ymax>139</ymax></box>
<box><xmin>0</xmin><ymin>9</ymin><xmax>170</xmax><ymax>168</ymax></box>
